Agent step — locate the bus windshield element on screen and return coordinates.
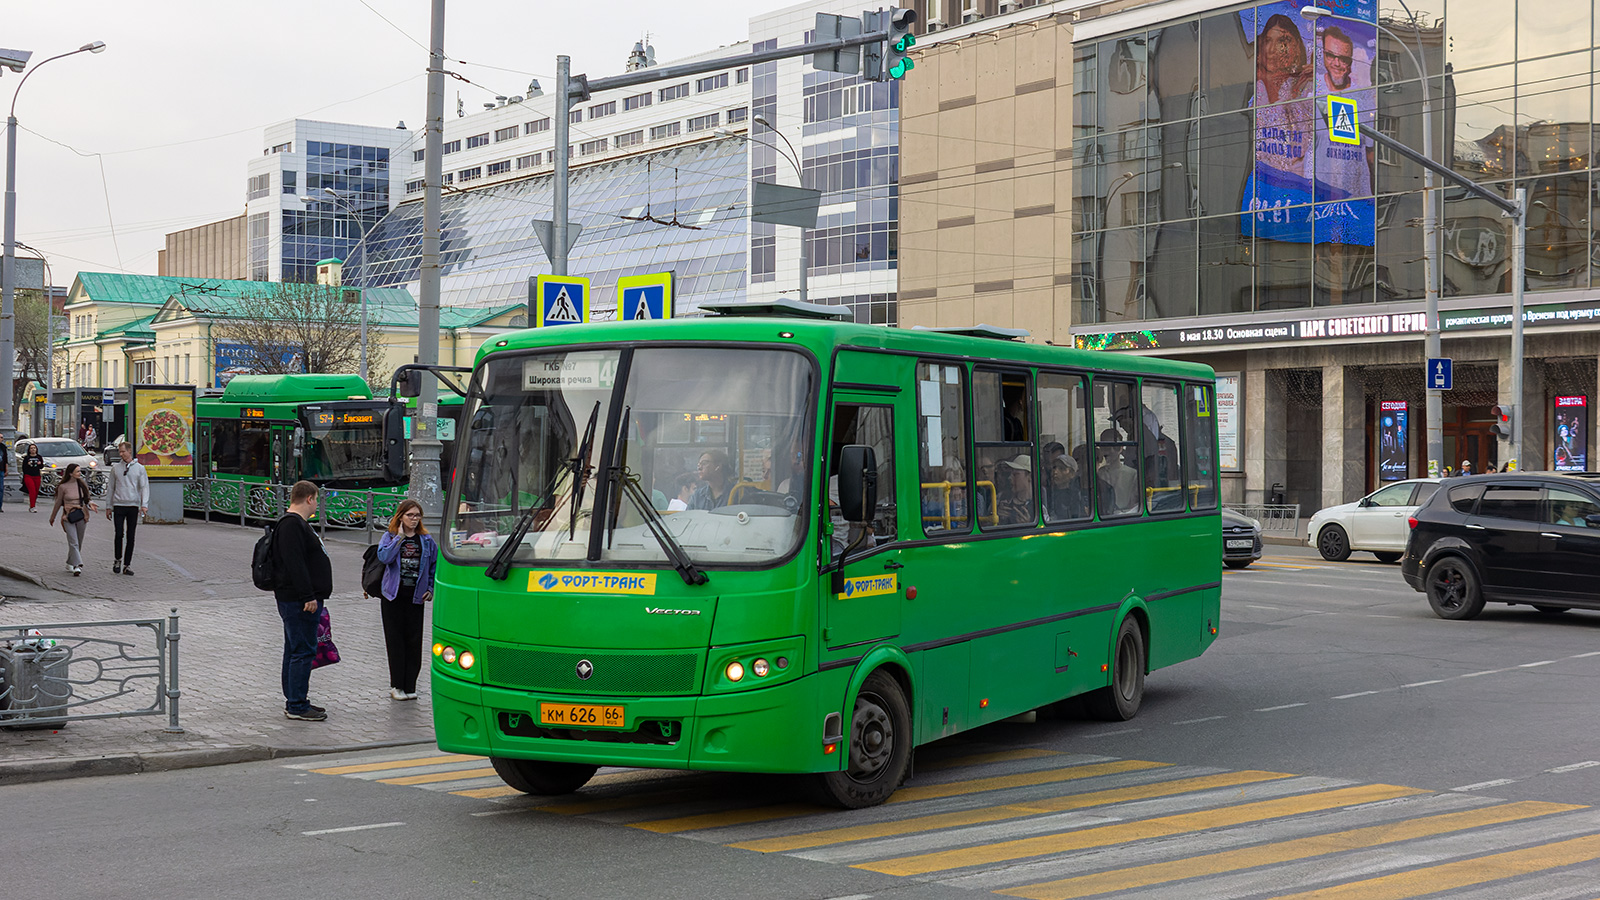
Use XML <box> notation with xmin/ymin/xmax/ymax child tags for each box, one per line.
<box><xmin>446</xmin><ymin>346</ymin><xmax>815</xmax><ymax>568</ymax></box>
<box><xmin>300</xmin><ymin>407</ymin><xmax>388</xmax><ymax>484</ymax></box>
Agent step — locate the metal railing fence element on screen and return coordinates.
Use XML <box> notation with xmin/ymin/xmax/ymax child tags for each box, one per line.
<box><xmin>0</xmin><ymin>609</ymin><xmax>183</xmax><ymax>732</ymax></box>
<box><xmin>182</xmin><ymin>477</ymin><xmax>406</xmax><ymax>542</ymax></box>
<box><xmin>1229</xmin><ymin>503</ymin><xmax>1302</xmax><ymax>534</ymax></box>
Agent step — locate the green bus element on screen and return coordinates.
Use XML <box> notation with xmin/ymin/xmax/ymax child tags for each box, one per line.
<box><xmin>187</xmin><ymin>374</ymin><xmax>406</xmax><ymax>524</ymax></box>
<box><xmin>430</xmin><ymin>304</ymin><xmax>1222</xmax><ymax>807</ymax></box>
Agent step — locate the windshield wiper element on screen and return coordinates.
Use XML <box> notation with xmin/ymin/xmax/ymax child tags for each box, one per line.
<box><xmin>610</xmin><ymin>464</ymin><xmax>708</xmax><ymax>586</ymax></box>
<box><xmin>567</xmin><ymin>400</ymin><xmax>601</xmax><ymax>542</ymax></box>
<box><xmin>486</xmin><ymin>401</ymin><xmax>600</xmax><ymax>581</ymax></box>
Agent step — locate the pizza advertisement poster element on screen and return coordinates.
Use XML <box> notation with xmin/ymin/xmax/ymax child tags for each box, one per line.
<box><xmin>131</xmin><ymin>385</ymin><xmax>197</xmax><ymax>480</ymax></box>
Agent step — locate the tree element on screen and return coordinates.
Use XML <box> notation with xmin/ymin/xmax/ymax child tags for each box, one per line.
<box><xmin>10</xmin><ymin>289</ymin><xmax>57</xmax><ymax>420</ymax></box>
<box><xmin>211</xmin><ymin>282</ymin><xmax>373</xmax><ymax>376</ymax></box>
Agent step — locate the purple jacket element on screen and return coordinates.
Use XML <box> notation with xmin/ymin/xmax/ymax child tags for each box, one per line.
<box><xmin>376</xmin><ymin>531</ymin><xmax>438</xmax><ymax>603</ymax></box>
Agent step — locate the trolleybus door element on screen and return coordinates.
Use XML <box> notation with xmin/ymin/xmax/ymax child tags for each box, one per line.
<box><xmin>823</xmin><ymin>399</ymin><xmax>905</xmax><ymax>651</ymax></box>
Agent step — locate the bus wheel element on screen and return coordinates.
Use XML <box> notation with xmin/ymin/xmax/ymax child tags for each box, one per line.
<box><xmin>489</xmin><ymin>757</ymin><xmax>598</xmax><ymax>795</ymax></box>
<box><xmin>808</xmin><ymin>670</ymin><xmax>911</xmax><ymax>809</ymax></box>
<box><xmin>1086</xmin><ymin>617</ymin><xmax>1146</xmax><ymax>722</ymax></box>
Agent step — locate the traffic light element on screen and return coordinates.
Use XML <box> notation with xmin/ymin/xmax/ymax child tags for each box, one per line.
<box><xmin>1490</xmin><ymin>403</ymin><xmax>1515</xmax><ymax>440</ymax></box>
<box><xmin>886</xmin><ymin>8</ymin><xmax>918</xmax><ymax>80</ymax></box>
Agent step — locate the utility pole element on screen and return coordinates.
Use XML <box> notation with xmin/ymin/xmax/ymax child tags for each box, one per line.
<box><xmin>1509</xmin><ymin>187</ymin><xmax>1526</xmax><ymax>468</ymax></box>
<box><xmin>410</xmin><ymin>0</ymin><xmax>446</xmax><ymax>517</ymax></box>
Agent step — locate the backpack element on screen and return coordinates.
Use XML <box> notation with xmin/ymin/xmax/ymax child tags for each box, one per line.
<box><xmin>361</xmin><ymin>543</ymin><xmax>386</xmax><ymax>598</ymax></box>
<box><xmin>251</xmin><ymin>521</ymin><xmax>281</xmax><ymax>591</ymax></box>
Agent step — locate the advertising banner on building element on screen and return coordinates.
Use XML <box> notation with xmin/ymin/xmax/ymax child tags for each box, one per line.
<box><xmin>1240</xmin><ymin>1</ymin><xmax>1375</xmax><ymax>245</ymax></box>
<box><xmin>1216</xmin><ymin>373</ymin><xmax>1242</xmax><ymax>471</ymax></box>
<box><xmin>130</xmin><ymin>385</ymin><xmax>197</xmax><ymax>481</ymax></box>
<box><xmin>1378</xmin><ymin>400</ymin><xmax>1408</xmax><ymax>481</ymax></box>
<box><xmin>1554</xmin><ymin>396</ymin><xmax>1587</xmax><ymax>472</ymax></box>
<box><xmin>214</xmin><ymin>342</ymin><xmax>306</xmax><ymax>387</ymax></box>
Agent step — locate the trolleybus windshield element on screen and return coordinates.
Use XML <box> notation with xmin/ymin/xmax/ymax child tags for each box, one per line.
<box><xmin>300</xmin><ymin>407</ymin><xmax>389</xmax><ymax>484</ymax></box>
<box><xmin>445</xmin><ymin>346</ymin><xmax>814</xmax><ymax>567</ymax></box>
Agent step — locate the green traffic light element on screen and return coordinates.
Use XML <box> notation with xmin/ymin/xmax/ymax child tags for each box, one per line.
<box><xmin>890</xmin><ymin>57</ymin><xmax>914</xmax><ymax>79</ymax></box>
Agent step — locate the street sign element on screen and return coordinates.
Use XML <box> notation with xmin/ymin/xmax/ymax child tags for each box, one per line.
<box><xmin>1428</xmin><ymin>357</ymin><xmax>1453</xmax><ymax>391</ymax></box>
<box><xmin>102</xmin><ymin>389</ymin><xmax>115</xmax><ymax>405</ymax></box>
<box><xmin>44</xmin><ymin>403</ymin><xmax>56</xmax><ymax>421</ymax></box>
<box><xmin>616</xmin><ymin>272</ymin><xmax>674</xmax><ymax>321</ymax></box>
<box><xmin>533</xmin><ymin>275</ymin><xmax>590</xmax><ymax>327</ymax></box>
<box><xmin>1327</xmin><ymin>95</ymin><xmax>1360</xmax><ymax>145</ymax></box>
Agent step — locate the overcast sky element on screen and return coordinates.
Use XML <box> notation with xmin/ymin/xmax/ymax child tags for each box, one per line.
<box><xmin>5</xmin><ymin>0</ymin><xmax>765</xmax><ymax>285</ymax></box>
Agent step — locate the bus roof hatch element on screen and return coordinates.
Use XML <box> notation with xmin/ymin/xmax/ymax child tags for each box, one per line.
<box><xmin>699</xmin><ymin>299</ymin><xmax>853</xmax><ymax>321</ymax></box>
<box><xmin>911</xmin><ymin>324</ymin><xmax>1030</xmax><ymax>341</ymax></box>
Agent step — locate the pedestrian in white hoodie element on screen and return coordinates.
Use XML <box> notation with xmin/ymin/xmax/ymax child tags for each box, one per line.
<box><xmin>106</xmin><ymin>442</ymin><xmax>150</xmax><ymax>575</ymax></box>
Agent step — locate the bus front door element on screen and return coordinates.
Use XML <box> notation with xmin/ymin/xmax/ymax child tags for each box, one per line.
<box><xmin>823</xmin><ymin>401</ymin><xmax>904</xmax><ymax>651</ymax></box>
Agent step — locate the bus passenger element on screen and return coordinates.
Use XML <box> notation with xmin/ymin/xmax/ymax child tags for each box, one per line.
<box><xmin>997</xmin><ymin>455</ymin><xmax>1035</xmax><ymax>526</ymax></box>
<box><xmin>666</xmin><ymin>472</ymin><xmax>697</xmax><ymax>511</ymax></box>
<box><xmin>688</xmin><ymin>449</ymin><xmax>733</xmax><ymax>509</ymax></box>
<box><xmin>1045</xmin><ymin>451</ymin><xmax>1087</xmax><ymax>520</ymax></box>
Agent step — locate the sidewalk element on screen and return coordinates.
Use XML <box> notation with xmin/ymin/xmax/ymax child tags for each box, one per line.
<box><xmin>0</xmin><ymin>483</ymin><xmax>438</xmax><ymax>785</ymax></box>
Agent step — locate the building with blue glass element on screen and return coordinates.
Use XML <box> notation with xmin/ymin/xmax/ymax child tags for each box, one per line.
<box><xmin>244</xmin><ymin>119</ymin><xmax>412</xmax><ymax>284</ymax></box>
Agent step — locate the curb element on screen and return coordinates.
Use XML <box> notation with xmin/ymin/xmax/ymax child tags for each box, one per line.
<box><xmin>0</xmin><ymin>562</ymin><xmax>46</xmax><ymax>590</ymax></box>
<box><xmin>0</xmin><ymin>738</ymin><xmax>436</xmax><ymax>787</ymax></box>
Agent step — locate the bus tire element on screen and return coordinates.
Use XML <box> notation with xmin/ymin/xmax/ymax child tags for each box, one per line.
<box><xmin>808</xmin><ymin>670</ymin><xmax>911</xmax><ymax>809</ymax></box>
<box><xmin>489</xmin><ymin>757</ymin><xmax>598</xmax><ymax>795</ymax></box>
<box><xmin>1085</xmin><ymin>616</ymin><xmax>1146</xmax><ymax>722</ymax></box>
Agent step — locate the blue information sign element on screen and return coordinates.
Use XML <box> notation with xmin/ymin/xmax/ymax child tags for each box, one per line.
<box><xmin>1428</xmin><ymin>357</ymin><xmax>1453</xmax><ymax>391</ymax></box>
<box><xmin>534</xmin><ymin>275</ymin><xmax>590</xmax><ymax>327</ymax></box>
<box><xmin>616</xmin><ymin>271</ymin><xmax>674</xmax><ymax>322</ymax></box>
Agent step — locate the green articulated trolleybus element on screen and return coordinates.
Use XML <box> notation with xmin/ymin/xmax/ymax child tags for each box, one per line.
<box><xmin>188</xmin><ymin>373</ymin><xmax>410</xmax><ymax>524</ymax></box>
<box><xmin>431</xmin><ymin>300</ymin><xmax>1222</xmax><ymax>807</ymax></box>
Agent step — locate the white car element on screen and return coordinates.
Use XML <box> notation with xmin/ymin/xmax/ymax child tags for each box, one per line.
<box><xmin>14</xmin><ymin>437</ymin><xmax>106</xmax><ymax>497</ymax></box>
<box><xmin>1308</xmin><ymin>478</ymin><xmax>1443</xmax><ymax>562</ymax></box>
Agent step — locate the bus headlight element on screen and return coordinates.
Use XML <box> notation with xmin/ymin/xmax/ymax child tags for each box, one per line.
<box><xmin>752</xmin><ymin>658</ymin><xmax>770</xmax><ymax>678</ymax></box>
<box><xmin>725</xmin><ymin>661</ymin><xmax>745</xmax><ymax>682</ymax></box>
<box><xmin>707</xmin><ymin>637</ymin><xmax>805</xmax><ymax>693</ymax></box>
<box><xmin>459</xmin><ymin>651</ymin><xmax>475</xmax><ymax>670</ymax></box>
<box><xmin>442</xmin><ymin>646</ymin><xmax>457</xmax><ymax>664</ymax></box>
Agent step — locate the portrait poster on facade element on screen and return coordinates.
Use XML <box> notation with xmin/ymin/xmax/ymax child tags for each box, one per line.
<box><xmin>1378</xmin><ymin>400</ymin><xmax>1408</xmax><ymax>481</ymax></box>
<box><xmin>1240</xmin><ymin>1</ymin><xmax>1375</xmax><ymax>245</ymax></box>
<box><xmin>1216</xmin><ymin>373</ymin><xmax>1242</xmax><ymax>471</ymax></box>
<box><xmin>1554</xmin><ymin>395</ymin><xmax>1587</xmax><ymax>472</ymax></box>
<box><xmin>130</xmin><ymin>385</ymin><xmax>197</xmax><ymax>481</ymax></box>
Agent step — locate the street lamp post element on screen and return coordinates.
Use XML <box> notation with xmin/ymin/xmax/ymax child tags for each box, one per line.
<box><xmin>320</xmin><ymin>188</ymin><xmax>371</xmax><ymax>384</ymax></box>
<box><xmin>1</xmin><ymin>40</ymin><xmax>106</xmax><ymax>439</ymax></box>
<box><xmin>1301</xmin><ymin>6</ymin><xmax>1442</xmax><ymax>474</ymax></box>
<box><xmin>718</xmin><ymin>120</ymin><xmax>809</xmax><ymax>302</ymax></box>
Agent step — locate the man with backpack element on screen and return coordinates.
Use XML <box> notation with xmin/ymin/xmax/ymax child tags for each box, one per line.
<box><xmin>270</xmin><ymin>481</ymin><xmax>333</xmax><ymax>721</ymax></box>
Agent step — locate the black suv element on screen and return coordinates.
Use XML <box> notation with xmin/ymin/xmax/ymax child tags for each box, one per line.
<box><xmin>1403</xmin><ymin>472</ymin><xmax>1600</xmax><ymax>619</ymax></box>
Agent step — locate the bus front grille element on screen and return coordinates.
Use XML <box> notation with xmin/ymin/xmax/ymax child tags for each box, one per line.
<box><xmin>483</xmin><ymin>645</ymin><xmax>701</xmax><ymax>695</ymax></box>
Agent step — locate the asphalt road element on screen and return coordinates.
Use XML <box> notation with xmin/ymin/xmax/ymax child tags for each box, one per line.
<box><xmin>8</xmin><ymin>546</ymin><xmax>1600</xmax><ymax>899</ymax></box>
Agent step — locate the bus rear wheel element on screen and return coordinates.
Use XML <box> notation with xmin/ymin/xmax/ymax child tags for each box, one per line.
<box><xmin>808</xmin><ymin>670</ymin><xmax>911</xmax><ymax>809</ymax></box>
<box><xmin>489</xmin><ymin>757</ymin><xmax>598</xmax><ymax>795</ymax></box>
<box><xmin>1085</xmin><ymin>617</ymin><xmax>1146</xmax><ymax>721</ymax></box>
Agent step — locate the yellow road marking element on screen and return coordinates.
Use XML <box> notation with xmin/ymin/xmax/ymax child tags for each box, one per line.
<box><xmin>632</xmin><ymin>803</ymin><xmax>827</xmax><ymax>834</ymax></box>
<box><xmin>378</xmin><ymin>766</ymin><xmax>497</xmax><ymax>786</ymax></box>
<box><xmin>857</xmin><ymin>783</ymin><xmax>1426</xmax><ymax>876</ymax></box>
<box><xmin>1001</xmin><ymin>800</ymin><xmax>1581</xmax><ymax>900</ymax></box>
<box><xmin>922</xmin><ymin>748</ymin><xmax>1064</xmax><ymax>771</ymax></box>
<box><xmin>730</xmin><ymin>769</ymin><xmax>1293</xmax><ymax>854</ymax></box>
<box><xmin>1268</xmin><ymin>831</ymin><xmax>1600</xmax><ymax>900</ymax></box>
<box><xmin>453</xmin><ymin>785</ymin><xmax>526</xmax><ymax>800</ymax></box>
<box><xmin>310</xmin><ymin>754</ymin><xmax>483</xmax><ymax>775</ymax></box>
<box><xmin>887</xmin><ymin>759</ymin><xmax>1170</xmax><ymax>804</ymax></box>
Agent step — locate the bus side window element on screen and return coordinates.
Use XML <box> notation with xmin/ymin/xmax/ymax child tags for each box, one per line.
<box><xmin>916</xmin><ymin>362</ymin><xmax>969</xmax><ymax>535</ymax></box>
<box><xmin>974</xmin><ymin>369</ymin><xmax>1037</xmax><ymax>529</ymax></box>
<box><xmin>1092</xmin><ymin>380</ymin><xmax>1141</xmax><ymax>517</ymax></box>
<box><xmin>1039</xmin><ymin>372</ymin><xmax>1091</xmax><ymax>523</ymax></box>
<box><xmin>1184</xmin><ymin>384</ymin><xmax>1218</xmax><ymax>510</ymax></box>
<box><xmin>830</xmin><ymin>403</ymin><xmax>896</xmax><ymax>561</ymax></box>
<box><xmin>1138</xmin><ymin>382</ymin><xmax>1184</xmax><ymax>515</ymax></box>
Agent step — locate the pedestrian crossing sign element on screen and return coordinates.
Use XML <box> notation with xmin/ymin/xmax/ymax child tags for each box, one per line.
<box><xmin>534</xmin><ymin>275</ymin><xmax>590</xmax><ymax>327</ymax></box>
<box><xmin>1327</xmin><ymin>95</ymin><xmax>1360</xmax><ymax>145</ymax></box>
<box><xmin>616</xmin><ymin>271</ymin><xmax>674</xmax><ymax>322</ymax></box>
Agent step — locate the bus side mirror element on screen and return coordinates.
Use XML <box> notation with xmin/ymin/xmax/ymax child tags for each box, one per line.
<box><xmin>384</xmin><ymin>408</ymin><xmax>407</xmax><ymax>480</ymax></box>
<box><xmin>398</xmin><ymin>370</ymin><xmax>423</xmax><ymax>398</ymax></box>
<box><xmin>837</xmin><ymin>445</ymin><xmax>878</xmax><ymax>524</ymax></box>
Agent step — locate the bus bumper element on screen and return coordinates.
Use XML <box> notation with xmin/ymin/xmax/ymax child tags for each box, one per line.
<box><xmin>432</xmin><ymin>668</ymin><xmax>845</xmax><ymax>775</ymax></box>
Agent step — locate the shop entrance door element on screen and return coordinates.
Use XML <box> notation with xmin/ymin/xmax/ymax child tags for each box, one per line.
<box><xmin>1443</xmin><ymin>406</ymin><xmax>1498</xmax><ymax>474</ymax></box>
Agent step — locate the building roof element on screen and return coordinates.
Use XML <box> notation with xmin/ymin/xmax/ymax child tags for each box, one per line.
<box><xmin>69</xmin><ymin>272</ymin><xmax>413</xmax><ymax>309</ymax></box>
<box><xmin>95</xmin><ymin>313</ymin><xmax>158</xmax><ymax>343</ymax></box>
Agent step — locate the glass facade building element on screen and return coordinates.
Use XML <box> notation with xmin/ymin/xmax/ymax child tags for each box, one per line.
<box><xmin>282</xmin><ymin>141</ymin><xmax>391</xmax><ymax>283</ymax></box>
<box><xmin>347</xmin><ymin>138</ymin><xmax>749</xmax><ymax>314</ymax></box>
<box><xmin>1072</xmin><ymin>0</ymin><xmax>1598</xmax><ymax>326</ymax></box>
